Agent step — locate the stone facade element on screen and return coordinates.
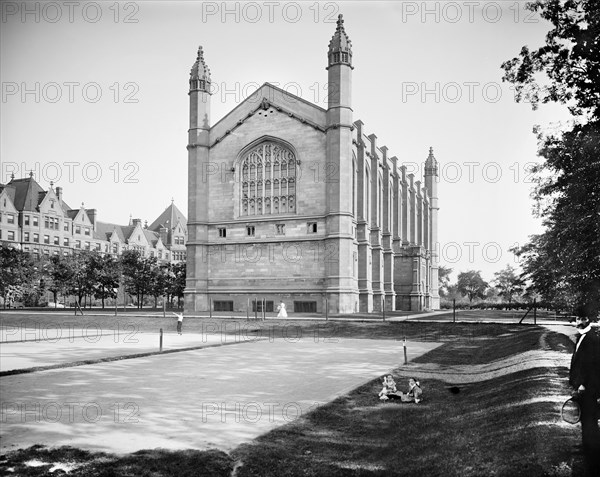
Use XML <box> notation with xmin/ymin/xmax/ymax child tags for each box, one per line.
<box><xmin>185</xmin><ymin>16</ymin><xmax>440</xmax><ymax>315</ymax></box>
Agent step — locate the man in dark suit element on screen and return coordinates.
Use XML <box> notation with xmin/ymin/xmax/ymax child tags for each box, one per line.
<box><xmin>569</xmin><ymin>313</ymin><xmax>600</xmax><ymax>470</ymax></box>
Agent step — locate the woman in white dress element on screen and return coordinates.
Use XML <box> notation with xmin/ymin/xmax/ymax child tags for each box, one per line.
<box><xmin>276</xmin><ymin>301</ymin><xmax>288</xmax><ymax>318</ymax></box>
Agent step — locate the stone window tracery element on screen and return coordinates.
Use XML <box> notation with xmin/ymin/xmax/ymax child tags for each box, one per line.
<box><xmin>240</xmin><ymin>142</ymin><xmax>296</xmax><ymax>216</ymax></box>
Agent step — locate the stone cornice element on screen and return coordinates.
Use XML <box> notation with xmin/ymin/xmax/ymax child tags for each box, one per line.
<box><xmin>325</xmin><ymin>123</ymin><xmax>355</xmax><ymax>132</ymax></box>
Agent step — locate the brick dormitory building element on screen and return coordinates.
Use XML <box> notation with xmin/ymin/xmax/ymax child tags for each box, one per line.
<box><xmin>0</xmin><ymin>172</ymin><xmax>187</xmax><ymax>264</ymax></box>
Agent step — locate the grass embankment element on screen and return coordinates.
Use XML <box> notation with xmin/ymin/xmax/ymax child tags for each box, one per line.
<box><xmin>0</xmin><ymin>320</ymin><xmax>583</xmax><ymax>476</ymax></box>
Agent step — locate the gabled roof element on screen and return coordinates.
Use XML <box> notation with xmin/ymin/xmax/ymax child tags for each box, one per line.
<box><xmin>5</xmin><ymin>176</ymin><xmax>45</xmax><ymax>212</ymax></box>
<box><xmin>210</xmin><ymin>83</ymin><xmax>327</xmax><ymax>147</ymax></box>
<box><xmin>121</xmin><ymin>225</ymin><xmax>136</xmax><ymax>243</ymax></box>
<box><xmin>59</xmin><ymin>200</ymin><xmax>72</xmax><ymax>215</ymax></box>
<box><xmin>95</xmin><ymin>221</ymin><xmax>125</xmax><ymax>242</ymax></box>
<box><xmin>144</xmin><ymin>229</ymin><xmax>160</xmax><ymax>247</ymax></box>
<box><xmin>0</xmin><ymin>184</ymin><xmax>17</xmax><ymax>204</ymax></box>
<box><xmin>94</xmin><ymin>220</ymin><xmax>162</xmax><ymax>247</ymax></box>
<box><xmin>70</xmin><ymin>208</ymin><xmax>89</xmax><ymax>223</ymax></box>
<box><xmin>148</xmin><ymin>202</ymin><xmax>187</xmax><ymax>233</ymax></box>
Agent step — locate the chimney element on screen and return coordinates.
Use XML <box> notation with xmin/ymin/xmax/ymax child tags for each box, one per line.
<box><xmin>56</xmin><ymin>187</ymin><xmax>62</xmax><ymax>201</ymax></box>
<box><xmin>87</xmin><ymin>209</ymin><xmax>97</xmax><ymax>231</ymax></box>
<box><xmin>159</xmin><ymin>225</ymin><xmax>168</xmax><ymax>244</ymax></box>
<box><xmin>132</xmin><ymin>218</ymin><xmax>142</xmax><ymax>227</ymax></box>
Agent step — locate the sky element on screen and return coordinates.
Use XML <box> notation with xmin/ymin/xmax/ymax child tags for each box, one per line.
<box><xmin>0</xmin><ymin>1</ymin><xmax>572</xmax><ymax>283</ymax></box>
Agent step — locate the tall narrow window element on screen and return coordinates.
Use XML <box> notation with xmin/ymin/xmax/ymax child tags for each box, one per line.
<box><xmin>240</xmin><ymin>141</ymin><xmax>296</xmax><ymax>216</ymax></box>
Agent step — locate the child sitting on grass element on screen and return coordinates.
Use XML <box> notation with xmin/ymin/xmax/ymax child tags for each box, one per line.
<box><xmin>398</xmin><ymin>377</ymin><xmax>423</xmax><ymax>403</ymax></box>
<box><xmin>378</xmin><ymin>375</ymin><xmax>397</xmax><ymax>401</ymax></box>
<box><xmin>385</xmin><ymin>377</ymin><xmax>423</xmax><ymax>403</ymax></box>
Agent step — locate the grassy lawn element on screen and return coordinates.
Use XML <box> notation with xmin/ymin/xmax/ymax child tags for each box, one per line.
<box><xmin>0</xmin><ymin>315</ymin><xmax>585</xmax><ymax>476</ymax></box>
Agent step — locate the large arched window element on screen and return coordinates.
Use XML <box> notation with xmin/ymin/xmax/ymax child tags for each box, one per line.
<box><xmin>240</xmin><ymin>141</ymin><xmax>296</xmax><ymax>216</ymax></box>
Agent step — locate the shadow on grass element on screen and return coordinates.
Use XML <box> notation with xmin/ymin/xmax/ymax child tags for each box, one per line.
<box><xmin>231</xmin><ymin>366</ymin><xmax>582</xmax><ymax>477</ymax></box>
<box><xmin>227</xmin><ymin>329</ymin><xmax>583</xmax><ymax>477</ymax></box>
<box><xmin>0</xmin><ymin>446</ymin><xmax>233</xmax><ymax>477</ymax></box>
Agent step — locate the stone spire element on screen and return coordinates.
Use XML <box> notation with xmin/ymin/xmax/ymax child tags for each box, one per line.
<box><xmin>190</xmin><ymin>46</ymin><xmax>211</xmax><ymax>93</ymax></box>
<box><xmin>425</xmin><ymin>147</ymin><xmax>438</xmax><ymax>175</ymax></box>
<box><xmin>327</xmin><ymin>14</ymin><xmax>352</xmax><ymax>68</ymax></box>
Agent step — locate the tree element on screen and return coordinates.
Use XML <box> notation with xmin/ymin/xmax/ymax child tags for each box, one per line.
<box><xmin>485</xmin><ymin>286</ymin><xmax>500</xmax><ymax>302</ymax></box>
<box><xmin>493</xmin><ymin>265</ymin><xmax>525</xmax><ymax>304</ymax></box>
<box><xmin>0</xmin><ymin>247</ymin><xmax>37</xmax><ymax>308</ymax></box>
<box><xmin>149</xmin><ymin>263</ymin><xmax>172</xmax><ymax>308</ymax></box>
<box><xmin>88</xmin><ymin>252</ymin><xmax>121</xmax><ymax>308</ymax></box>
<box><xmin>501</xmin><ymin>0</ymin><xmax>600</xmax><ymax>118</ymax></box>
<box><xmin>438</xmin><ymin>265</ymin><xmax>453</xmax><ymax>297</ymax></box>
<box><xmin>45</xmin><ymin>255</ymin><xmax>75</xmax><ymax>306</ymax></box>
<box><xmin>502</xmin><ymin>0</ymin><xmax>600</xmax><ymax>318</ymax></box>
<box><xmin>456</xmin><ymin>270</ymin><xmax>489</xmax><ymax>303</ymax></box>
<box><xmin>67</xmin><ymin>251</ymin><xmax>92</xmax><ymax>307</ymax></box>
<box><xmin>120</xmin><ymin>250</ymin><xmax>155</xmax><ymax>308</ymax></box>
<box><xmin>169</xmin><ymin>262</ymin><xmax>186</xmax><ymax>308</ymax></box>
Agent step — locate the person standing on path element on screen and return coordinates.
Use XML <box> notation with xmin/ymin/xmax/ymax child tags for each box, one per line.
<box><xmin>276</xmin><ymin>301</ymin><xmax>287</xmax><ymax>319</ymax></box>
<box><xmin>569</xmin><ymin>312</ymin><xmax>600</xmax><ymax>472</ymax></box>
<box><xmin>173</xmin><ymin>312</ymin><xmax>184</xmax><ymax>335</ymax></box>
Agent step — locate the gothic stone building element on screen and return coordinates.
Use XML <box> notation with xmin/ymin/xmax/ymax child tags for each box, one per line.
<box><xmin>185</xmin><ymin>15</ymin><xmax>440</xmax><ymax>315</ymax></box>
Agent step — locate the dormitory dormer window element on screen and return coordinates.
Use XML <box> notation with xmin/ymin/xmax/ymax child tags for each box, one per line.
<box><xmin>240</xmin><ymin>141</ymin><xmax>296</xmax><ymax>217</ymax></box>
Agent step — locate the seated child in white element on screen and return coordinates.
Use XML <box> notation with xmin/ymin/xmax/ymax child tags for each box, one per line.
<box><xmin>378</xmin><ymin>375</ymin><xmax>397</xmax><ymax>400</ymax></box>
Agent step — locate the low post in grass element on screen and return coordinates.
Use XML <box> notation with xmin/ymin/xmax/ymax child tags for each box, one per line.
<box><xmin>453</xmin><ymin>299</ymin><xmax>456</xmax><ymax>323</ymax></box>
<box><xmin>159</xmin><ymin>328</ymin><xmax>163</xmax><ymax>352</ymax></box>
<box><xmin>403</xmin><ymin>336</ymin><xmax>408</xmax><ymax>365</ymax></box>
<box><xmin>114</xmin><ymin>287</ymin><xmax>118</xmax><ymax>317</ymax></box>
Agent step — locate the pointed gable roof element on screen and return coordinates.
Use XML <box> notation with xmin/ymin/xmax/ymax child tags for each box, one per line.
<box><xmin>6</xmin><ymin>175</ymin><xmax>46</xmax><ymax>212</ymax></box>
<box><xmin>148</xmin><ymin>202</ymin><xmax>187</xmax><ymax>233</ymax></box>
<box><xmin>209</xmin><ymin>83</ymin><xmax>327</xmax><ymax>147</ymax></box>
<box><xmin>121</xmin><ymin>225</ymin><xmax>137</xmax><ymax>243</ymax></box>
<box><xmin>0</xmin><ymin>184</ymin><xmax>17</xmax><ymax>204</ymax></box>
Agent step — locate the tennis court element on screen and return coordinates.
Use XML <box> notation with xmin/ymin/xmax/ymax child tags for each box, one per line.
<box><xmin>0</xmin><ymin>337</ymin><xmax>440</xmax><ymax>454</ymax></box>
